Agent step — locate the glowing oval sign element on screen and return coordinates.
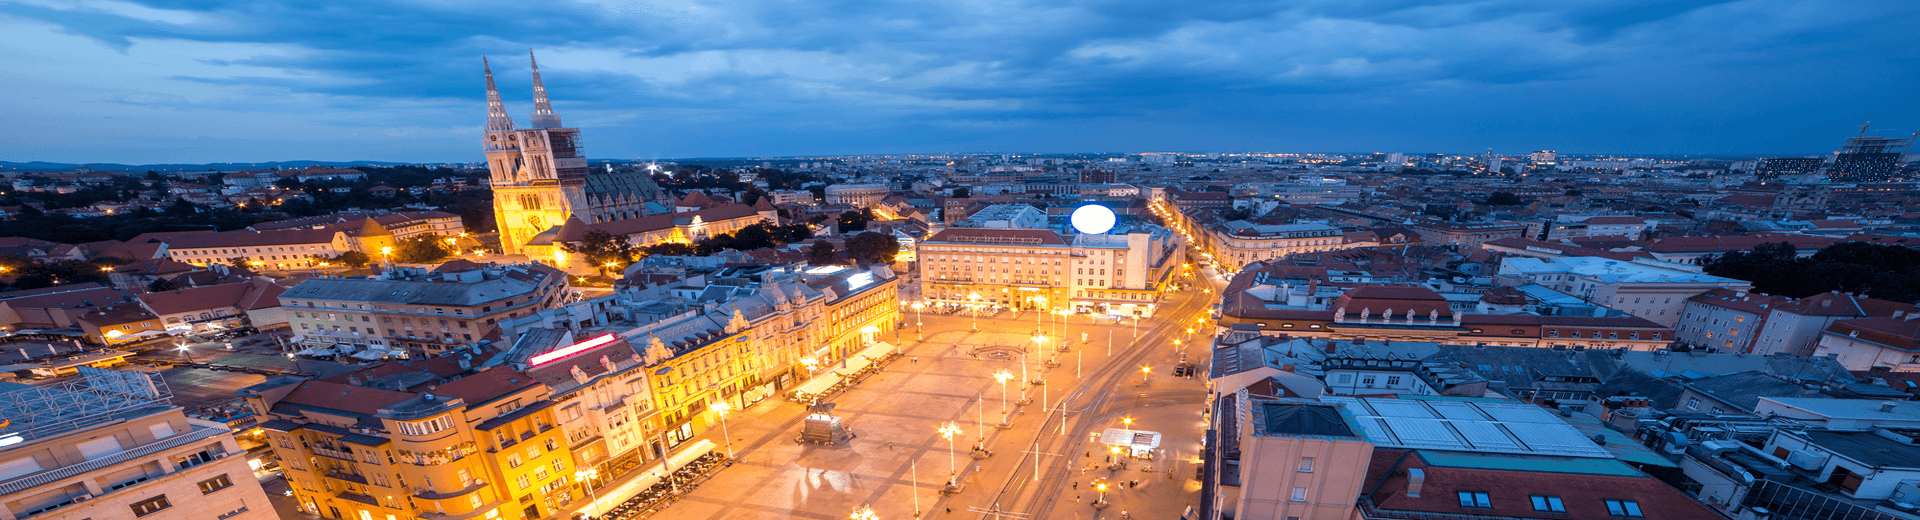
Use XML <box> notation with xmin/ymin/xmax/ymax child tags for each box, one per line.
<box><xmin>1071</xmin><ymin>204</ymin><xmax>1117</xmax><ymax>234</ymax></box>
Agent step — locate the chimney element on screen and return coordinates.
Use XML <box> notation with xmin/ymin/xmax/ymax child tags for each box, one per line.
<box><xmin>1325</xmin><ymin>343</ymin><xmax>1338</xmax><ymax>354</ymax></box>
<box><xmin>1405</xmin><ymin>468</ymin><xmax>1425</xmax><ymax>498</ymax></box>
<box><xmin>347</xmin><ymin>375</ymin><xmax>363</xmax><ymax>386</ymax></box>
<box><xmin>1281</xmin><ymin>365</ymin><xmax>1296</xmax><ymax>373</ymax></box>
<box><xmin>1882</xmin><ymin>402</ymin><xmax>1898</xmax><ymax>413</ymax></box>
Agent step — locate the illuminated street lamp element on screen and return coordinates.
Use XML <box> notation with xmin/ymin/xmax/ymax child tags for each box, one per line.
<box><xmin>709</xmin><ymin>402</ymin><xmax>736</xmax><ymax>459</ymax></box>
<box><xmin>380</xmin><ymin>246</ymin><xmax>392</xmax><ymax>265</ymax></box>
<box><xmin>909</xmin><ymin>302</ymin><xmax>924</xmax><ymax>340</ymax></box>
<box><xmin>573</xmin><ymin>469</ymin><xmax>601</xmax><ymax>517</ymax></box>
<box><xmin>1093</xmin><ymin>480</ymin><xmax>1110</xmax><ymax>509</ymax></box>
<box><xmin>993</xmin><ymin>370</ymin><xmax>1014</xmax><ymax>426</ymax></box>
<box><xmin>1140</xmin><ymin>365</ymin><xmax>1151</xmax><ymax>385</ymax></box>
<box><xmin>939</xmin><ymin>423</ymin><xmax>963</xmax><ymax>488</ymax></box>
<box><xmin>967</xmin><ymin>293</ymin><xmax>981</xmax><ymax>331</ymax></box>
<box><xmin>850</xmin><ymin>505</ymin><xmax>877</xmax><ymax>520</ymax></box>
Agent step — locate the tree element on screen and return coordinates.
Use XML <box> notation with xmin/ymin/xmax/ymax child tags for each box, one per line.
<box><xmin>148</xmin><ymin>277</ymin><xmax>178</xmax><ymax>292</ymax></box>
<box><xmin>395</xmin><ymin>233</ymin><xmax>451</xmax><ymax>263</ymax></box>
<box><xmin>1482</xmin><ymin>192</ymin><xmax>1524</xmax><ymax>206</ymax></box>
<box><xmin>564</xmin><ymin>230</ymin><xmax>639</xmax><ymax>274</ymax></box>
<box><xmin>809</xmin><ymin>242</ymin><xmax>838</xmax><ymax>265</ymax></box>
<box><xmin>950</xmin><ymin>187</ymin><xmax>971</xmax><ymax>198</ymax></box>
<box><xmin>332</xmin><ymin>251</ymin><xmax>371</xmax><ymax>268</ymax></box>
<box><xmin>838</xmin><ymin>209</ymin><xmax>876</xmax><ymax>233</ymax></box>
<box><xmin>643</xmin><ymin>242</ymin><xmax>696</xmax><ymax>256</ymax></box>
<box><xmin>1423</xmin><ymin>204</ymin><xmax>1460</xmax><ymax>220</ymax></box>
<box><xmin>1564</xmin><ymin>188</ymin><xmax>1584</xmax><ymax>197</ymax></box>
<box><xmin>846</xmin><ymin>232</ymin><xmax>900</xmax><ymax>266</ymax></box>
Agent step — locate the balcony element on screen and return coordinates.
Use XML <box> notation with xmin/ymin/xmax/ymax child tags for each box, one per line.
<box><xmin>325</xmin><ymin>470</ymin><xmax>369</xmax><ymax>485</ymax></box>
<box><xmin>334</xmin><ymin>491</ymin><xmax>380</xmax><ymax>507</ymax></box>
<box><xmin>414</xmin><ymin>479</ymin><xmax>487</xmax><ymax>500</ymax></box>
<box><xmin>312</xmin><ymin>445</ymin><xmax>358</xmax><ymax>462</ymax></box>
<box><xmin>0</xmin><ymin>425</ymin><xmax>227</xmax><ymax>495</ymax></box>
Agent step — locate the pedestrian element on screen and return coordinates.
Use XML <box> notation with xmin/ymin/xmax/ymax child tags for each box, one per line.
<box><xmin>1073</xmin><ymin>482</ymin><xmax>1078</xmax><ymax>490</ymax></box>
<box><xmin>887</xmin><ymin>442</ymin><xmax>894</xmax><ymax>449</ymax></box>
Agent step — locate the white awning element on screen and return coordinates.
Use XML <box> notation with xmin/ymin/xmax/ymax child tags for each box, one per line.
<box><xmin>855</xmin><ymin>341</ymin><xmax>895</xmax><ymax>360</ymax></box>
<box><xmin>837</xmin><ymin>355</ymin><xmax>872</xmax><ymax>376</ymax></box>
<box><xmin>790</xmin><ymin>372</ymin><xmax>842</xmax><ymax>397</ymax></box>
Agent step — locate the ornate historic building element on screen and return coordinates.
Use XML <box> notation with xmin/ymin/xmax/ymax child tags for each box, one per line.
<box><xmin>484</xmin><ymin>52</ymin><xmax>662</xmax><ymax>256</ymax></box>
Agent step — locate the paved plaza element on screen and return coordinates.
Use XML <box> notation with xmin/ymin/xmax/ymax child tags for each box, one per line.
<box><xmin>630</xmin><ymin>279</ymin><xmax>1219</xmax><ymax>520</ymax></box>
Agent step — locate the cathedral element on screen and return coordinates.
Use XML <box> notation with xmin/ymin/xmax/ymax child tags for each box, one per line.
<box><xmin>483</xmin><ymin>51</ymin><xmax>664</xmax><ymax>256</ymax></box>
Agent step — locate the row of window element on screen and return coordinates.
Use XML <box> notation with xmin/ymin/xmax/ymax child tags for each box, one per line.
<box><xmin>1456</xmin><ymin>492</ymin><xmax>1643</xmax><ymax>517</ymax></box>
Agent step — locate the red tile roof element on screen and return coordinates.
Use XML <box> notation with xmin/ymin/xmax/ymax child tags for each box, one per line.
<box><xmin>1362</xmin><ymin>449</ymin><xmax>1722</xmax><ymax>520</ymax></box>
<box><xmin>281</xmin><ymin>380</ymin><xmax>416</xmax><ymax>416</ymax></box>
<box><xmin>430</xmin><ymin>366</ymin><xmax>541</xmax><ymax>407</ymax></box>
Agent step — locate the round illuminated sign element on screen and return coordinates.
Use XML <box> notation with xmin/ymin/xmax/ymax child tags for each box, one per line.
<box><xmin>1070</xmin><ymin>204</ymin><xmax>1117</xmax><ymax>234</ymax></box>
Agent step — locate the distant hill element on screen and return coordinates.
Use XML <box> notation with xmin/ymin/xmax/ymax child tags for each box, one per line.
<box><xmin>0</xmin><ymin>160</ymin><xmax>429</xmax><ymax>173</ymax></box>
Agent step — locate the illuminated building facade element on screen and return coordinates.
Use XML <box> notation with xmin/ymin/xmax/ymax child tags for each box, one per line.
<box><xmin>279</xmin><ymin>264</ymin><xmax>571</xmax><ymax>355</ymax></box>
<box><xmin>243</xmin><ymin>364</ymin><xmax>577</xmax><ymax>520</ymax></box>
<box><xmin>0</xmin><ymin>369</ymin><xmax>274</xmax><ymax>520</ymax></box>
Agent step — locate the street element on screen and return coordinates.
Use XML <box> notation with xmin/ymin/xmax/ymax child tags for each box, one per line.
<box><xmin>624</xmin><ymin>271</ymin><xmax>1220</xmax><ymax>520</ymax></box>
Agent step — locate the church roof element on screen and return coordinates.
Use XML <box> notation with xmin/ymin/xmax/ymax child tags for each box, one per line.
<box><xmin>677</xmin><ymin>191</ymin><xmax>715</xmax><ymax>208</ymax></box>
<box><xmin>585</xmin><ymin>169</ymin><xmax>663</xmax><ymax>199</ymax></box>
<box><xmin>557</xmin><ymin>217</ymin><xmax>591</xmax><ymax>242</ymax></box>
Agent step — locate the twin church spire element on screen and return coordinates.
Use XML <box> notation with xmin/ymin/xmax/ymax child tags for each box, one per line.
<box><xmin>482</xmin><ymin>50</ymin><xmax>563</xmax><ymax>131</ymax></box>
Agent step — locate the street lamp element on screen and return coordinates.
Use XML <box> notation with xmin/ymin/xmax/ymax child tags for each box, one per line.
<box><xmin>939</xmin><ymin>423</ymin><xmax>963</xmax><ymax>488</ymax></box>
<box><xmin>1141</xmin><ymin>365</ymin><xmax>1151</xmax><ymax>385</ymax></box>
<box><xmin>1094</xmin><ymin>481</ymin><xmax>1109</xmax><ymax>509</ymax></box>
<box><xmin>967</xmin><ymin>293</ymin><xmax>980</xmax><ymax>331</ymax></box>
<box><xmin>380</xmin><ymin>246</ymin><xmax>392</xmax><ymax>266</ymax></box>
<box><xmin>708</xmin><ymin>402</ymin><xmax>736</xmax><ymax>459</ymax></box>
<box><xmin>850</xmin><ymin>504</ymin><xmax>877</xmax><ymax>520</ymax></box>
<box><xmin>993</xmin><ymin>370</ymin><xmax>1014</xmax><ymax>427</ymax></box>
<box><xmin>573</xmin><ymin>469</ymin><xmax>600</xmax><ymax>517</ymax></box>
<box><xmin>909</xmin><ymin>302</ymin><xmax>924</xmax><ymax>340</ymax></box>
<box><xmin>1122</xmin><ymin>416</ymin><xmax>1133</xmax><ymax>428</ymax></box>
<box><xmin>177</xmin><ymin>344</ymin><xmax>193</xmax><ymax>363</ymax></box>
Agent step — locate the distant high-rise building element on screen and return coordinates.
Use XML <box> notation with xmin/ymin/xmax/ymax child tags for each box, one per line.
<box><xmin>1754</xmin><ymin>157</ymin><xmax>1825</xmax><ymax>181</ymax></box>
<box><xmin>1079</xmin><ymin>169</ymin><xmax>1117</xmax><ymax>184</ymax></box>
<box><xmin>1825</xmin><ymin>123</ymin><xmax>1915</xmax><ymax>183</ymax></box>
<box><xmin>484</xmin><ymin>52</ymin><xmax>662</xmax><ymax>256</ymax></box>
<box><xmin>1529</xmin><ymin>150</ymin><xmax>1558</xmax><ymax>164</ymax></box>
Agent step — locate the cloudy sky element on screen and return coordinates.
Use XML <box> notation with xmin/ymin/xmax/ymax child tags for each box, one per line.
<box><xmin>1</xmin><ymin>0</ymin><xmax>1915</xmax><ymax>164</ymax></box>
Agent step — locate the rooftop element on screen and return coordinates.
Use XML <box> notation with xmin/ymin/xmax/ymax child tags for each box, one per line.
<box><xmin>1254</xmin><ymin>401</ymin><xmax>1359</xmax><ymax>438</ymax></box>
<box><xmin>1324</xmin><ymin>396</ymin><xmax>1614</xmax><ymax>458</ymax></box>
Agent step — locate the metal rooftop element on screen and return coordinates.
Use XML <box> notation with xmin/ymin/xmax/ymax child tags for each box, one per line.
<box><xmin>1324</xmin><ymin>396</ymin><xmax>1614</xmax><ymax>458</ymax></box>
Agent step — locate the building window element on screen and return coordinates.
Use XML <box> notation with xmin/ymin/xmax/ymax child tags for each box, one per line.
<box><xmin>1361</xmin><ymin>376</ymin><xmax>1376</xmax><ymax>386</ymax></box>
<box><xmin>1686</xmin><ymin>397</ymin><xmax>1700</xmax><ymax>410</ymax></box>
<box><xmin>1458</xmin><ymin>491</ymin><xmax>1491</xmax><ymax>508</ymax></box>
<box><xmin>199</xmin><ymin>474</ymin><xmax>234</xmax><ymax>494</ymax></box>
<box><xmin>1386</xmin><ymin>376</ymin><xmax>1402</xmax><ymax>386</ymax></box>
<box><xmin>1291</xmin><ymin>487</ymin><xmax>1307</xmax><ymax>502</ymax></box>
<box><xmin>1531</xmin><ymin>495</ymin><xmax>1565</xmax><ymax>512</ymax></box>
<box><xmin>1604</xmin><ymin>500</ymin><xmax>1643</xmax><ymax>517</ymax></box>
<box><xmin>131</xmin><ymin>495</ymin><xmax>172</xmax><ymax>517</ymax></box>
<box><xmin>1297</xmin><ymin>457</ymin><xmax>1313</xmax><ymax>472</ymax></box>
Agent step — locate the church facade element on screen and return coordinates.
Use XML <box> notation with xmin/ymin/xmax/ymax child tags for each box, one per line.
<box><xmin>484</xmin><ymin>52</ymin><xmax>663</xmax><ymax>256</ymax></box>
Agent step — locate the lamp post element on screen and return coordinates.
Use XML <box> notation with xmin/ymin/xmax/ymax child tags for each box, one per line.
<box><xmin>939</xmin><ymin>423</ymin><xmax>963</xmax><ymax>489</ymax></box>
<box><xmin>910</xmin><ymin>302</ymin><xmax>924</xmax><ymax>340</ymax></box>
<box><xmin>993</xmin><ymin>370</ymin><xmax>1013</xmax><ymax>427</ymax></box>
<box><xmin>708</xmin><ymin>402</ymin><xmax>736</xmax><ymax>459</ymax></box>
<box><xmin>1094</xmin><ymin>481</ymin><xmax>1109</xmax><ymax>509</ymax></box>
<box><xmin>1140</xmin><ymin>365</ymin><xmax>1151</xmax><ymax>386</ymax></box>
<box><xmin>380</xmin><ymin>246</ymin><xmax>392</xmax><ymax>266</ymax></box>
<box><xmin>1027</xmin><ymin>333</ymin><xmax>1045</xmax><ymax>387</ymax></box>
<box><xmin>177</xmin><ymin>344</ymin><xmax>193</xmax><ymax>363</ymax></box>
<box><xmin>573</xmin><ymin>469</ymin><xmax>600</xmax><ymax>518</ymax></box>
<box><xmin>851</xmin><ymin>504</ymin><xmax>877</xmax><ymax>520</ymax></box>
<box><xmin>967</xmin><ymin>293</ymin><xmax>980</xmax><ymax>331</ymax></box>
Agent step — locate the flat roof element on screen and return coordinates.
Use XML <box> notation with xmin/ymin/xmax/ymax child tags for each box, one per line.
<box><xmin>1255</xmin><ymin>401</ymin><xmax>1359</xmax><ymax>438</ymax></box>
<box><xmin>1323</xmin><ymin>396</ymin><xmax>1614</xmax><ymax>458</ymax></box>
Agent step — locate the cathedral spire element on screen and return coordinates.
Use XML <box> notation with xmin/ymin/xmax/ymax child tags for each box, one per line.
<box><xmin>483</xmin><ymin>55</ymin><xmax>516</xmax><ymax>134</ymax></box>
<box><xmin>528</xmin><ymin>49</ymin><xmax>561</xmax><ymax>128</ymax></box>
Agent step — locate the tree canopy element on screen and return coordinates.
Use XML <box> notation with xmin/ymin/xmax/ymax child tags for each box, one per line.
<box><xmin>564</xmin><ymin>230</ymin><xmax>640</xmax><ymax>274</ymax></box>
<box><xmin>1481</xmin><ymin>192</ymin><xmax>1524</xmax><ymax>206</ymax></box>
<box><xmin>395</xmin><ymin>233</ymin><xmax>451</xmax><ymax>264</ymax></box>
<box><xmin>846</xmin><ymin>232</ymin><xmax>900</xmax><ymax>266</ymax></box>
<box><xmin>1700</xmin><ymin>241</ymin><xmax>1920</xmax><ymax>301</ymax></box>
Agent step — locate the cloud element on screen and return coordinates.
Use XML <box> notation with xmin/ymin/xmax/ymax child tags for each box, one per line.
<box><xmin>0</xmin><ymin>0</ymin><xmax>1915</xmax><ymax>163</ymax></box>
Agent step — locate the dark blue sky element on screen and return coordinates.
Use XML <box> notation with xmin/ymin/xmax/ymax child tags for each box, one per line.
<box><xmin>1</xmin><ymin>0</ymin><xmax>1915</xmax><ymax>164</ymax></box>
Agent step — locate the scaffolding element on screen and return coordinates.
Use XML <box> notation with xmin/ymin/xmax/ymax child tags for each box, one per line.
<box><xmin>0</xmin><ymin>367</ymin><xmax>173</xmax><ymax>443</ymax></box>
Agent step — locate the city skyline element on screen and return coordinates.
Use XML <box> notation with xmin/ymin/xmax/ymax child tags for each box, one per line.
<box><xmin>2</xmin><ymin>0</ymin><xmax>1917</xmax><ymax>164</ymax></box>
